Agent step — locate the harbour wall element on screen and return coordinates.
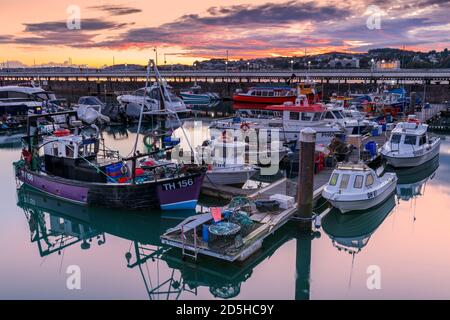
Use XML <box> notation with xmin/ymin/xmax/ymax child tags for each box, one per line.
<box><xmin>2</xmin><ymin>79</ymin><xmax>449</xmax><ymax>103</ymax></box>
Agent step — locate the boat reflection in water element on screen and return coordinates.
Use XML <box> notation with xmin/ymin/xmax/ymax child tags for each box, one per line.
<box><xmin>17</xmin><ymin>185</ymin><xmax>317</xmax><ymax>300</ymax></box>
<box><xmin>322</xmin><ymin>193</ymin><xmax>396</xmax><ymax>254</ymax></box>
<box><xmin>388</xmin><ymin>155</ymin><xmax>439</xmax><ymax>202</ymax></box>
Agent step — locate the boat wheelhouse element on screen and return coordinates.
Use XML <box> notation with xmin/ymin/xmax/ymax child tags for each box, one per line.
<box><xmin>233</xmin><ymin>86</ymin><xmax>297</xmax><ymax>105</ymax></box>
<box><xmin>381</xmin><ymin>117</ymin><xmax>441</xmax><ymax>168</ymax></box>
<box><xmin>322</xmin><ymin>163</ymin><xmax>397</xmax><ymax>214</ymax></box>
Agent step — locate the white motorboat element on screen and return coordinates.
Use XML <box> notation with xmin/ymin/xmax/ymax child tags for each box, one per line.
<box><xmin>180</xmin><ymin>83</ymin><xmax>220</xmax><ymax>103</ymax></box>
<box><xmin>211</xmin><ymin>95</ymin><xmax>343</xmax><ymax>144</ymax></box>
<box><xmin>117</xmin><ymin>83</ymin><xmax>188</xmax><ymax>117</ymax></box>
<box><xmin>322</xmin><ymin>163</ymin><xmax>398</xmax><ymax>214</ymax></box>
<box><xmin>73</xmin><ymin>96</ymin><xmax>110</xmax><ymax>124</ymax></box>
<box><xmin>381</xmin><ymin>117</ymin><xmax>441</xmax><ymax>168</ymax></box>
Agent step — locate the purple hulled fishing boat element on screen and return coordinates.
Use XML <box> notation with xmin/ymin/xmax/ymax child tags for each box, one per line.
<box><xmin>14</xmin><ymin>110</ymin><xmax>205</xmax><ymax>210</ymax></box>
<box><xmin>14</xmin><ymin>59</ymin><xmax>206</xmax><ymax>211</ymax></box>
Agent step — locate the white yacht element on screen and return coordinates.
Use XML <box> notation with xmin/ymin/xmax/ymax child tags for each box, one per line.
<box><xmin>0</xmin><ymin>86</ymin><xmax>60</xmax><ymax>118</ymax></box>
<box><xmin>117</xmin><ymin>83</ymin><xmax>188</xmax><ymax>118</ymax></box>
<box><xmin>381</xmin><ymin>117</ymin><xmax>441</xmax><ymax>168</ymax></box>
<box><xmin>322</xmin><ymin>163</ymin><xmax>398</xmax><ymax>213</ymax></box>
<box><xmin>211</xmin><ymin>95</ymin><xmax>343</xmax><ymax>144</ymax></box>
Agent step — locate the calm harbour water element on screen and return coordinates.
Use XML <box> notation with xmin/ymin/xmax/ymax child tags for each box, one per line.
<box><xmin>1</xmin><ymin>116</ymin><xmax>450</xmax><ymax>300</ymax></box>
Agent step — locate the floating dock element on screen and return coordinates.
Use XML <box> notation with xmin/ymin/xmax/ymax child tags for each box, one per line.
<box><xmin>161</xmin><ymin>125</ymin><xmax>403</xmax><ymax>263</ymax></box>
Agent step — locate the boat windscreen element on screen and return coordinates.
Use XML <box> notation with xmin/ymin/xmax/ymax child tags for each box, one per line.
<box><xmin>329</xmin><ymin>173</ymin><xmax>339</xmax><ymax>186</ymax></box>
<box><xmin>391</xmin><ymin>134</ymin><xmax>401</xmax><ymax>144</ymax></box>
<box><xmin>404</xmin><ymin>135</ymin><xmax>417</xmax><ymax>145</ymax></box>
<box><xmin>332</xmin><ymin>111</ymin><xmax>344</xmax><ymax>119</ymax></box>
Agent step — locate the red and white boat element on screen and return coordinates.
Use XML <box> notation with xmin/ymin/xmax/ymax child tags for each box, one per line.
<box><xmin>233</xmin><ymin>86</ymin><xmax>297</xmax><ymax>104</ymax></box>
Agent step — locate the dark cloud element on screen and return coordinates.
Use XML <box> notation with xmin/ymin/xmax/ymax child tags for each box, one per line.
<box><xmin>0</xmin><ymin>35</ymin><xmax>13</xmax><ymax>43</ymax></box>
<box><xmin>24</xmin><ymin>19</ymin><xmax>130</xmax><ymax>33</ymax></box>
<box><xmin>88</xmin><ymin>5</ymin><xmax>142</xmax><ymax>16</ymax></box>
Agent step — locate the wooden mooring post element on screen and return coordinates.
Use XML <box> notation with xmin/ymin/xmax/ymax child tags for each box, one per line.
<box><xmin>296</xmin><ymin>128</ymin><xmax>316</xmax><ymax>223</ymax></box>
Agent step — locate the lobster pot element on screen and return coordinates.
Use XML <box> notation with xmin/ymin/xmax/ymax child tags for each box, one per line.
<box><xmin>208</xmin><ymin>222</ymin><xmax>241</xmax><ymax>245</ymax></box>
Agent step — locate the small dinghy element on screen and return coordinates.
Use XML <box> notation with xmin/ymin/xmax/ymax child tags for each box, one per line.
<box><xmin>381</xmin><ymin>116</ymin><xmax>441</xmax><ymax>168</ymax></box>
<box><xmin>322</xmin><ymin>163</ymin><xmax>397</xmax><ymax>214</ymax></box>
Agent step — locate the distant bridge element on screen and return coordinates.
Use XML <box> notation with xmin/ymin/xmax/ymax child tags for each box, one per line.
<box><xmin>1</xmin><ymin>69</ymin><xmax>450</xmax><ymax>85</ymax></box>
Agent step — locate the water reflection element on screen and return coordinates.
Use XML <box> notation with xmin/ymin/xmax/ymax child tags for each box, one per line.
<box><xmin>322</xmin><ymin>194</ymin><xmax>396</xmax><ymax>254</ymax></box>
<box><xmin>388</xmin><ymin>155</ymin><xmax>439</xmax><ymax>202</ymax></box>
<box><xmin>16</xmin><ymin>184</ymin><xmax>316</xmax><ymax>300</ymax></box>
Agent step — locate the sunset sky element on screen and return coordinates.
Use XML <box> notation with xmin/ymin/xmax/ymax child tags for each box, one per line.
<box><xmin>1</xmin><ymin>0</ymin><xmax>449</xmax><ymax>67</ymax></box>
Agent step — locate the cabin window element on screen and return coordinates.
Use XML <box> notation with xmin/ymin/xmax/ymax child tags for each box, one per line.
<box><xmin>404</xmin><ymin>135</ymin><xmax>417</xmax><ymax>145</ymax></box>
<box><xmin>332</xmin><ymin>111</ymin><xmax>344</xmax><ymax>119</ymax></box>
<box><xmin>8</xmin><ymin>91</ymin><xmax>30</xmax><ymax>99</ymax></box>
<box><xmin>354</xmin><ymin>175</ymin><xmax>364</xmax><ymax>189</ymax></box>
<box><xmin>251</xmin><ymin>91</ymin><xmax>256</xmax><ymax>96</ymax></box>
<box><xmin>329</xmin><ymin>173</ymin><xmax>339</xmax><ymax>186</ymax></box>
<box><xmin>419</xmin><ymin>135</ymin><xmax>427</xmax><ymax>146</ymax></box>
<box><xmin>268</xmin><ymin>91</ymin><xmax>274</xmax><ymax>97</ymax></box>
<box><xmin>65</xmin><ymin>145</ymin><xmax>74</xmax><ymax>158</ymax></box>
<box><xmin>0</xmin><ymin>92</ymin><xmax>8</xmax><ymax>99</ymax></box>
<box><xmin>290</xmin><ymin>112</ymin><xmax>300</xmax><ymax>120</ymax></box>
<box><xmin>255</xmin><ymin>91</ymin><xmax>261</xmax><ymax>96</ymax></box>
<box><xmin>262</xmin><ymin>91</ymin><xmax>268</xmax><ymax>97</ymax></box>
<box><xmin>313</xmin><ymin>113</ymin><xmax>322</xmax><ymax>121</ymax></box>
<box><xmin>340</xmin><ymin>174</ymin><xmax>350</xmax><ymax>189</ymax></box>
<box><xmin>366</xmin><ymin>174</ymin><xmax>374</xmax><ymax>187</ymax></box>
<box><xmin>301</xmin><ymin>113</ymin><xmax>314</xmax><ymax>121</ymax></box>
<box><xmin>391</xmin><ymin>134</ymin><xmax>401</xmax><ymax>144</ymax></box>
<box><xmin>78</xmin><ymin>145</ymin><xmax>85</xmax><ymax>157</ymax></box>
<box><xmin>324</xmin><ymin>112</ymin><xmax>334</xmax><ymax>120</ymax></box>
<box><xmin>52</xmin><ymin>143</ymin><xmax>58</xmax><ymax>156</ymax></box>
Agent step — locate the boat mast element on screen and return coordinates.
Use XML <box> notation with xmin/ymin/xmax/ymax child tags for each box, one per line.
<box><xmin>132</xmin><ymin>59</ymin><xmax>152</xmax><ymax>157</ymax></box>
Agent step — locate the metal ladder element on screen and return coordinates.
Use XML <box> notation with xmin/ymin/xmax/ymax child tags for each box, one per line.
<box><xmin>181</xmin><ymin>224</ymin><xmax>198</xmax><ymax>261</ymax></box>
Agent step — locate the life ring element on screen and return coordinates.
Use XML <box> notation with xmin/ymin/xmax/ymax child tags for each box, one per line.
<box><xmin>240</xmin><ymin>122</ymin><xmax>250</xmax><ymax>131</ymax></box>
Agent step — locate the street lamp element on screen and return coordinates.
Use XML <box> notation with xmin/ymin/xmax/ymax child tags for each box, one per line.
<box><xmin>308</xmin><ymin>61</ymin><xmax>311</xmax><ymax>72</ymax></box>
<box><xmin>290</xmin><ymin>60</ymin><xmax>294</xmax><ymax>71</ymax></box>
<box><xmin>247</xmin><ymin>61</ymin><xmax>250</xmax><ymax>71</ymax></box>
<box><xmin>225</xmin><ymin>61</ymin><xmax>228</xmax><ymax>73</ymax></box>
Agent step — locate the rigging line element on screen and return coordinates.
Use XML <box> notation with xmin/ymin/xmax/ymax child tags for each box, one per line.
<box><xmin>132</xmin><ymin>59</ymin><xmax>152</xmax><ymax>157</ymax></box>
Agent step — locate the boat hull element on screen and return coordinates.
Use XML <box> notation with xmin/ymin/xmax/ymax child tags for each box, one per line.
<box><xmin>232</xmin><ymin>95</ymin><xmax>296</xmax><ymax>105</ymax></box>
<box><xmin>206</xmin><ymin>168</ymin><xmax>256</xmax><ymax>185</ymax></box>
<box><xmin>382</xmin><ymin>141</ymin><xmax>440</xmax><ymax>168</ymax></box>
<box><xmin>324</xmin><ymin>174</ymin><xmax>398</xmax><ymax>214</ymax></box>
<box><xmin>16</xmin><ymin>167</ymin><xmax>204</xmax><ymax>211</ymax></box>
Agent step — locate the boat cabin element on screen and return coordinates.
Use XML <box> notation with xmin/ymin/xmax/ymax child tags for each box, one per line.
<box><xmin>388</xmin><ymin>122</ymin><xmax>429</xmax><ymax>150</ymax></box>
<box><xmin>326</xmin><ymin>164</ymin><xmax>377</xmax><ymax>193</ymax></box>
<box><xmin>39</xmin><ymin>128</ymin><xmax>128</xmax><ymax>183</ymax></box>
<box><xmin>245</xmin><ymin>86</ymin><xmax>296</xmax><ymax>97</ymax></box>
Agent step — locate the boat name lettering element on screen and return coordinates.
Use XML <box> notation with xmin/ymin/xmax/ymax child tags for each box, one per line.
<box><xmin>162</xmin><ymin>178</ymin><xmax>194</xmax><ymax>191</ymax></box>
